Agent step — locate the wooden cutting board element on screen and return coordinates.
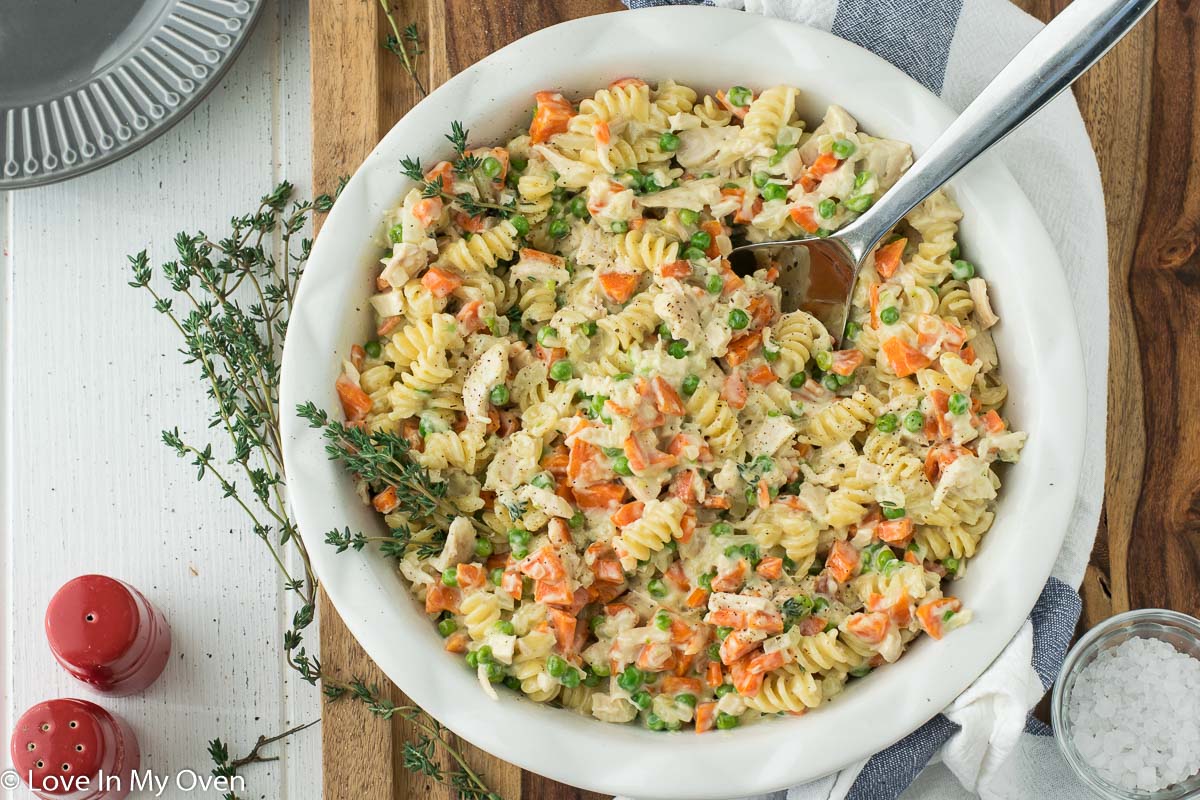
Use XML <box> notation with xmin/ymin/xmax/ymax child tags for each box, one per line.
<box><xmin>309</xmin><ymin>0</ymin><xmax>1195</xmax><ymax>797</ymax></box>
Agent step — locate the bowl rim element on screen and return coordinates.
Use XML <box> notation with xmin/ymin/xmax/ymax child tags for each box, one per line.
<box><xmin>279</xmin><ymin>6</ymin><xmax>1088</xmax><ymax>797</ymax></box>
<box><xmin>1051</xmin><ymin>608</ymin><xmax>1200</xmax><ymax>800</ymax></box>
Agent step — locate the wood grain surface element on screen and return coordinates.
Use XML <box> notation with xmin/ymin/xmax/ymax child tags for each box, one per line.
<box><xmin>311</xmin><ymin>1</ymin><xmax>1198</xmax><ymax>797</ymax></box>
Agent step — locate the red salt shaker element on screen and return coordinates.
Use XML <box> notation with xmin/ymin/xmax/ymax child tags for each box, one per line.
<box><xmin>10</xmin><ymin>698</ymin><xmax>140</xmax><ymax>800</ymax></box>
<box><xmin>44</xmin><ymin>575</ymin><xmax>171</xmax><ymax>696</ymax></box>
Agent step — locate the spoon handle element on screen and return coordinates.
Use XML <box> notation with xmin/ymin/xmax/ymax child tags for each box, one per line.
<box><xmin>837</xmin><ymin>0</ymin><xmax>1154</xmax><ymax>261</ymax></box>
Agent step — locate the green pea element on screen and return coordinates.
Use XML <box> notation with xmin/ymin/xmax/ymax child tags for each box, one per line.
<box><xmin>489</xmin><ymin>568</ymin><xmax>504</xmax><ymax>586</ymax></box>
<box><xmin>612</xmin><ymin>455</ymin><xmax>633</xmax><ymax>477</ymax></box>
<box><xmin>716</xmin><ymin>712</ymin><xmax>739</xmax><ymax>730</ymax></box>
<box><xmin>706</xmin><ymin>643</ymin><xmax>721</xmax><ymax>660</ymax></box>
<box><xmin>849</xmin><ymin>665</ymin><xmax>871</xmax><ymax>679</ymax></box>
<box><xmin>727</xmin><ymin>85</ymin><xmax>752</xmax><ymax>107</ymax></box>
<box><xmin>506</xmin><ymin>171</ymin><xmax>521</xmax><ymax>189</ymax></box>
<box><xmin>684</xmin><ymin>246</ymin><xmax>707</xmax><ymax>261</ymax></box>
<box><xmin>537</xmin><ymin>326</ymin><xmax>557</xmax><ymax>347</ymax></box>
<box><xmin>582</xmin><ymin>669</ymin><xmax>602</xmax><ymax>687</ymax></box>
<box><xmin>548</xmin><ymin>219</ymin><xmax>569</xmax><ymax>238</ymax></box>
<box><xmin>503</xmin><ymin>675</ymin><xmax>522</xmax><ymax>690</ymax></box>
<box><xmin>882</xmin><ymin>505</ymin><xmax>906</xmax><ymax>520</ymax></box>
<box><xmin>481</xmin><ymin>156</ymin><xmax>503</xmax><ymax>178</ymax></box>
<box><xmin>667</xmin><ymin>339</ymin><xmax>688</xmax><ymax>359</ymax></box>
<box><xmin>531</xmin><ymin>473</ymin><xmax>554</xmax><ymax>490</ymax></box>
<box><xmin>761</xmin><ymin>182</ymin><xmax>788</xmax><ymax>202</ymax></box>
<box><xmin>679</xmin><ymin>208</ymin><xmax>700</xmax><ymax>225</ymax></box>
<box><xmin>949</xmin><ymin>243</ymin><xmax>961</xmax><ymax>260</ymax></box>
<box><xmin>657</xmin><ymin>322</ymin><xmax>671</xmax><ymax>338</ymax></box>
<box><xmin>655</xmin><ymin>612</ymin><xmax>671</xmax><ymax>631</ymax></box>
<box><xmin>546</xmin><ymin>654</ymin><xmax>568</xmax><ymax>677</ymax></box>
<box><xmin>592</xmin><ymin>661</ymin><xmax>611</xmax><ymax>678</ymax></box>
<box><xmin>617</xmin><ymin>666</ymin><xmax>644</xmax><ymax>692</ymax></box>
<box><xmin>951</xmin><ymin>259</ymin><xmax>976</xmax><ymax>280</ymax></box>
<box><xmin>763</xmin><ymin>347</ymin><xmax>780</xmax><ymax>363</ymax></box>
<box><xmin>814</xmin><ymin>350</ymin><xmax>833</xmax><ymax>371</ymax></box>
<box><xmin>832</xmin><ymin>138</ymin><xmax>857</xmax><ymax>159</ymax></box>
<box><xmin>676</xmin><ymin>693</ymin><xmax>697</xmax><ymax>707</ymax></box>
<box><xmin>822</xmin><ymin>373</ymin><xmax>841</xmax><ymax>391</ymax></box>
<box><xmin>728</xmin><ymin>308</ymin><xmax>750</xmax><ymax>330</ymax></box>
<box><xmin>474</xmin><ymin>538</ymin><xmax>494</xmax><ymax>559</ymax></box>
<box><xmin>465</xmin><ymin>650</ymin><xmax>480</xmax><ymax>668</ymax></box>
<box><xmin>568</xmin><ymin>196</ymin><xmax>588</xmax><ymax>219</ymax></box>
<box><xmin>768</xmin><ymin>143</ymin><xmax>795</xmax><ymax>166</ymax></box>
<box><xmin>706</xmin><ymin>273</ymin><xmax>723</xmax><ymax>294</ymax></box>
<box><xmin>628</xmin><ymin>689</ymin><xmax>651</xmax><ymax>711</ymax></box>
<box><xmin>944</xmin><ymin>557</ymin><xmax>960</xmax><ymax>575</ymax></box>
<box><xmin>549</xmin><ymin>359</ymin><xmax>573</xmax><ymax>381</ymax></box>
<box><xmin>812</xmin><ymin>597</ymin><xmax>829</xmax><ymax>613</ymax></box>
<box><xmin>789</xmin><ymin>372</ymin><xmax>807</xmax><ymax>389</ymax></box>
<box><xmin>489</xmin><ymin>384</ymin><xmax>510</xmax><ymax>407</ymax></box>
<box><xmin>611</xmin><ymin>219</ymin><xmax>629</xmax><ymax>234</ymax></box>
<box><xmin>658</xmin><ymin>131</ymin><xmax>681</xmax><ymax>151</ymax></box>
<box><xmin>845</xmin><ymin>195</ymin><xmax>873</xmax><ymax>213</ymax></box>
<box><xmin>682</xmin><ymin>374</ymin><xmax>700</xmax><ymax>396</ymax></box>
<box><xmin>508</xmin><ymin>528</ymin><xmax>530</xmax><ymax>557</ymax></box>
<box><xmin>560</xmin><ymin>668</ymin><xmax>581</xmax><ymax>688</ymax></box>
<box><xmin>845</xmin><ymin>321</ymin><xmax>861</xmax><ymax>340</ymax></box>
<box><xmin>490</xmin><ymin>619</ymin><xmax>514</xmax><ymax>636</ymax></box>
<box><xmin>818</xmin><ymin>198</ymin><xmax>837</xmax><ymax>219</ymax></box>
<box><xmin>569</xmin><ymin>511</ymin><xmax>585</xmax><ymax>529</ymax></box>
<box><xmin>441</xmin><ymin>568</ymin><xmax>458</xmax><ymax>587</ymax></box>
<box><xmin>580</xmin><ymin>320</ymin><xmax>598</xmax><ymax>336</ymax></box>
<box><xmin>476</xmin><ymin>644</ymin><xmax>493</xmax><ymax>663</ymax></box>
<box><xmin>880</xmin><ymin>306</ymin><xmax>900</xmax><ymax>325</ymax></box>
<box><xmin>712</xmin><ymin>522</ymin><xmax>733</xmax><ymax>537</ymax></box>
<box><xmin>904</xmin><ymin>410</ymin><xmax>925</xmax><ymax>432</ymax></box>
<box><xmin>690</xmin><ymin>230</ymin><xmax>712</xmax><ymax>251</ymax></box>
<box><xmin>949</xmin><ymin>392</ymin><xmax>969</xmax><ymax>415</ymax></box>
<box><xmin>510</xmin><ymin>157</ymin><xmax>528</xmax><ymax>172</ymax></box>
<box><xmin>387</xmin><ymin>223</ymin><xmax>404</xmax><ymax>244</ymax></box>
<box><xmin>645</xmin><ymin>713</ymin><xmax>667</xmax><ymax>732</ymax></box>
<box><xmin>438</xmin><ymin>618</ymin><xmax>458</xmax><ymax>637</ymax></box>
<box><xmin>752</xmin><ymin>171</ymin><xmax>770</xmax><ymax>189</ymax></box>
<box><xmin>854</xmin><ymin>170</ymin><xmax>873</xmax><ymax>190</ymax></box>
<box><xmin>715</xmin><ymin>625</ymin><xmax>733</xmax><ymax>640</ymax></box>
<box><xmin>874</xmin><ymin>413</ymin><xmax>899</xmax><ymax>434</ymax></box>
<box><xmin>360</xmin><ymin>340</ymin><xmax>381</xmax><ymax>360</ymax></box>
<box><xmin>647</xmin><ymin>578</ymin><xmax>667</xmax><ymax>598</ymax></box>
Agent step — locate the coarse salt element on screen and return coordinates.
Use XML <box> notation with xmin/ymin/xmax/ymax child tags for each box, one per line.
<box><xmin>1067</xmin><ymin>636</ymin><xmax>1200</xmax><ymax>792</ymax></box>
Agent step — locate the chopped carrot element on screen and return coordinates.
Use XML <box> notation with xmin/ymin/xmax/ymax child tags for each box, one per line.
<box><xmin>598</xmin><ymin>271</ymin><xmax>640</xmax><ymax>303</ymax></box>
<box><xmin>700</xmin><ymin>220</ymin><xmax>725</xmax><ymax>258</ymax></box>
<box><xmin>500</xmin><ymin>570</ymin><xmax>522</xmax><ymax>600</ymax></box>
<box><xmin>695</xmin><ymin>702</ymin><xmax>718</xmax><ymax>733</ymax></box>
<box><xmin>747</xmin><ymin>295</ymin><xmax>775</xmax><ymax>328</ymax></box>
<box><xmin>882</xmin><ymin>337</ymin><xmax>934</xmax><ymax>377</ymax></box>
<box><xmin>335</xmin><ymin>375</ymin><xmax>372</xmax><ymax>421</ymax></box>
<box><xmin>662</xmin><ymin>676</ymin><xmax>703</xmax><ymax>696</ymax></box>
<box><xmin>755</xmin><ymin>556</ymin><xmax>784</xmax><ymax>580</ymax></box>
<box><xmin>746</xmin><ymin>649</ymin><xmax>787</xmax><ymax>676</ymax></box>
<box><xmin>671</xmin><ymin>470</ymin><xmax>697</xmax><ymax>504</ymax></box>
<box><xmin>455</xmin><ymin>299</ymin><xmax>485</xmax><ymax>334</ymax></box>
<box><xmin>797</xmin><ymin>616</ymin><xmax>827</xmax><ymax>636</ymax></box>
<box><xmin>593</xmin><ymin>559</ymin><xmax>624</xmax><ymax>584</ymax></box>
<box><xmin>747</xmin><ymin>364</ymin><xmax>777</xmax><ymax>385</ymax></box>
<box><xmin>636</xmin><ymin>642</ymin><xmax>676</xmax><ymax>672</ymax></box>
<box><xmin>868</xmin><ymin>590</ymin><xmax>913</xmax><ymax>627</ymax></box>
<box><xmin>702</xmin><ymin>495</ymin><xmax>731</xmax><ymax>509</ymax></box>
<box><xmin>826</xmin><ymin>540</ymin><xmax>860</xmax><ymax>583</ymax></box>
<box><xmin>719</xmin><ymin>630</ymin><xmax>762</xmax><ymax>665</ymax></box>
<box><xmin>715</xmin><ymin>88</ymin><xmax>752</xmax><ymax>119</ymax></box>
<box><xmin>454</xmin><ymin>211</ymin><xmax>488</xmax><ymax>233</ymax></box>
<box><xmin>807</xmin><ymin>151</ymin><xmax>839</xmax><ymax>183</ymax></box>
<box><xmin>516</xmin><ymin>545</ymin><xmax>567</xmax><ymax>582</ymax></box>
<box><xmin>424</xmin><ymin>583</ymin><xmax>461</xmax><ymax>615</ymax></box>
<box><xmin>572</xmin><ymin>481</ymin><xmax>627</xmax><ymax>509</ymax></box>
<box><xmin>929</xmin><ymin>390</ymin><xmax>953</xmax><ymax>438</ymax></box>
<box><xmin>536</xmin><ymin>344</ymin><xmax>566</xmax><ymax>369</ymax></box>
<box><xmin>829</xmin><ymin>349</ymin><xmax>864</xmax><ymax>376</ymax></box>
<box><xmin>567</xmin><ymin>437</ymin><xmax>598</xmax><ymax>483</ymax></box>
<box><xmin>873</xmin><ymin>237</ymin><xmax>907</xmax><ymax>278</ymax></box>
<box><xmin>592</xmin><ymin>118</ymin><xmax>611</xmax><ymax>146</ymax></box>
<box><xmin>982</xmin><ymin>409</ymin><xmax>1006</xmax><ymax>434</ymax></box>
<box><xmin>542</xmin><ymin>446</ymin><xmax>570</xmax><ymax>477</ymax></box>
<box><xmin>869</xmin><ymin>282</ymin><xmax>881</xmax><ymax>329</ymax></box>
<box><xmin>729</xmin><ymin>658</ymin><xmax>764</xmax><ymax>696</ymax></box>
<box><xmin>547</xmin><ymin>607</ymin><xmax>578</xmax><ymax>653</ymax></box>
<box><xmin>455</xmin><ymin>563</ymin><xmax>486</xmax><ymax>589</ymax></box>
<box><xmin>924</xmin><ymin>443</ymin><xmax>970</xmax><ymax>483</ymax></box>
<box><xmin>705</xmin><ymin>661</ymin><xmax>723</xmax><ymax>688</ymax></box>
<box><xmin>411</xmin><ymin>196</ymin><xmax>443</xmax><ymax>227</ymax></box>
<box><xmin>609</xmin><ymin>77</ymin><xmax>648</xmax><ymax>89</ymax></box>
<box><xmin>756</xmin><ymin>479</ymin><xmax>771</xmax><ymax>509</ymax></box>
<box><xmin>377</xmin><ymin>315</ymin><xmax>403</xmax><ymax>336</ymax></box>
<box><xmin>747</xmin><ymin>610</ymin><xmax>784</xmax><ymax>634</ymax></box>
<box><xmin>659</xmin><ymin>259</ymin><xmax>692</xmax><ymax>279</ymax></box>
<box><xmin>424</xmin><ymin>160</ymin><xmax>454</xmax><ymax>185</ymax></box>
<box><xmin>679</xmin><ymin>510</ymin><xmax>697</xmax><ymax>543</ymax></box>
<box><xmin>350</xmin><ymin>344</ymin><xmax>365</xmax><ymax>371</ymax></box>
<box><xmin>845</xmin><ymin>611</ymin><xmax>890</xmax><ymax>644</ymax></box>
<box><xmin>725</xmin><ymin>330</ymin><xmax>762</xmax><ymax>366</ymax></box>
<box><xmin>789</xmin><ymin>205</ymin><xmax>819</xmax><ymax>234</ymax></box>
<box><xmin>664</xmin><ymin>560</ymin><xmax>690</xmax><ymax>592</ymax></box>
<box><xmin>711</xmin><ymin>560</ymin><xmax>748</xmax><ymax>593</ymax></box>
<box><xmin>533</xmin><ymin>579</ymin><xmax>572</xmax><ymax>606</ymax></box>
<box><xmin>372</xmin><ymin>486</ymin><xmax>399</xmax><ymax>513</ymax></box>
<box><xmin>686</xmin><ymin>588</ymin><xmax>710</xmax><ymax>609</ymax></box>
<box><xmin>421</xmin><ymin>266</ymin><xmax>463</xmax><ymax>298</ymax></box>
<box><xmin>720</xmin><ymin>260</ymin><xmax>745</xmax><ymax>295</ymax></box>
<box><xmin>708</xmin><ymin>609</ymin><xmax>747</xmax><ymax>629</ymax></box>
<box><xmin>650</xmin><ymin>376</ymin><xmax>686</xmax><ymax>415</ymax></box>
<box><xmin>876</xmin><ymin>518</ymin><xmax>914</xmax><ymax>545</ymax></box>
<box><xmin>722</xmin><ymin>371</ymin><xmax>748</xmax><ymax>409</ymax></box>
<box><xmin>610</xmin><ymin>500</ymin><xmax>644</xmax><ymax>527</ymax></box>
<box><xmin>529</xmin><ymin>91</ymin><xmax>575</xmax><ymax>143</ymax></box>
<box><xmin>623</xmin><ymin>435</ymin><xmax>650</xmax><ymax>473</ymax></box>
<box><xmin>444</xmin><ymin>631</ymin><xmax>470</xmax><ymax>654</ymax></box>
<box><xmin>916</xmin><ymin>597</ymin><xmax>962</xmax><ymax>640</ymax></box>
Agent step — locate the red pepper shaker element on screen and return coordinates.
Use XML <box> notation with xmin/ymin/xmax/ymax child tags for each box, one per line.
<box><xmin>9</xmin><ymin>698</ymin><xmax>139</xmax><ymax>800</ymax></box>
<box><xmin>44</xmin><ymin>575</ymin><xmax>171</xmax><ymax>696</ymax></box>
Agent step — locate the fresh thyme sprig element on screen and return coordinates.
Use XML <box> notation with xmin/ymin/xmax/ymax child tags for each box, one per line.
<box><xmin>131</xmin><ymin>181</ymin><xmax>501</xmax><ymax>799</ymax></box>
<box><xmin>378</xmin><ymin>0</ymin><xmax>427</xmax><ymax>97</ymax></box>
<box><xmin>208</xmin><ymin>720</ymin><xmax>319</xmax><ymax>800</ymax></box>
<box><xmin>398</xmin><ymin>123</ymin><xmax>519</xmax><ymax>218</ymax></box>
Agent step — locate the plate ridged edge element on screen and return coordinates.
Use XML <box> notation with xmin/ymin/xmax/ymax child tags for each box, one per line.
<box><xmin>1</xmin><ymin>0</ymin><xmax>263</xmax><ymax>189</ymax></box>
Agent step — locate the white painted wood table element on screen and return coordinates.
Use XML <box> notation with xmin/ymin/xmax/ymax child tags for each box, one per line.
<box><xmin>2</xmin><ymin>2</ymin><xmax>322</xmax><ymax>797</ymax></box>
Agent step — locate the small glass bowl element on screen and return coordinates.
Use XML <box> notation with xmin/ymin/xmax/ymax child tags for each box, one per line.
<box><xmin>1052</xmin><ymin>608</ymin><xmax>1200</xmax><ymax>799</ymax></box>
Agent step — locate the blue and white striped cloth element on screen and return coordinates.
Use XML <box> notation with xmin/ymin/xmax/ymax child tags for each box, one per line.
<box><xmin>616</xmin><ymin>1</ymin><xmax>1108</xmax><ymax>799</ymax></box>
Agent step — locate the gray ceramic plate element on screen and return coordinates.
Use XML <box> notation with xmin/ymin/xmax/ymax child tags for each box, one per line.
<box><xmin>0</xmin><ymin>0</ymin><xmax>264</xmax><ymax>189</ymax></box>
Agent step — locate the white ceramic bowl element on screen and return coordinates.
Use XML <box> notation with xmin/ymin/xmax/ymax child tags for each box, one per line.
<box><xmin>280</xmin><ymin>7</ymin><xmax>1087</xmax><ymax>797</ymax></box>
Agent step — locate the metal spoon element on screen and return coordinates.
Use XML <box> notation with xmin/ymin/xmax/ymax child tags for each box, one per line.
<box><xmin>727</xmin><ymin>0</ymin><xmax>1155</xmax><ymax>342</ymax></box>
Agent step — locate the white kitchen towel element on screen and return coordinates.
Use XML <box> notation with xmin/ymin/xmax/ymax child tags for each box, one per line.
<box><xmin>616</xmin><ymin>1</ymin><xmax>1109</xmax><ymax>799</ymax></box>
